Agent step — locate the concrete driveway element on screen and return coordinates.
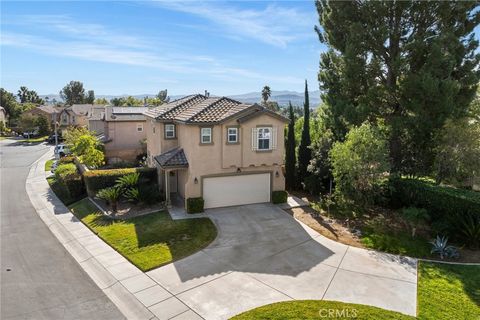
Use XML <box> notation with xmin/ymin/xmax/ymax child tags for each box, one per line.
<box><xmin>147</xmin><ymin>203</ymin><xmax>417</xmax><ymax>319</ymax></box>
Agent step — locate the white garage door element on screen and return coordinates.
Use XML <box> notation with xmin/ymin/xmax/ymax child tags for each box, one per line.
<box><xmin>203</xmin><ymin>173</ymin><xmax>271</xmax><ymax>209</ymax></box>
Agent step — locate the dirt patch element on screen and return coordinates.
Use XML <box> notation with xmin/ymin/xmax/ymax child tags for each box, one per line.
<box><xmin>285</xmin><ymin>206</ymin><xmax>363</xmax><ymax>247</ymax></box>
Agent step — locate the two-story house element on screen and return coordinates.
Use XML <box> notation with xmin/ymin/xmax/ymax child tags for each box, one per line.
<box><xmin>103</xmin><ymin>106</ymin><xmax>148</xmax><ymax>163</ymax></box>
<box><xmin>144</xmin><ymin>94</ymin><xmax>288</xmax><ymax>209</ymax></box>
<box><xmin>58</xmin><ymin>104</ymin><xmax>103</xmax><ymax>130</ymax></box>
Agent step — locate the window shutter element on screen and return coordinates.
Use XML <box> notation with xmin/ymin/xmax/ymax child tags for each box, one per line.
<box><xmin>252</xmin><ymin>128</ymin><xmax>258</xmax><ymax>150</ymax></box>
<box><xmin>271</xmin><ymin>127</ymin><xmax>277</xmax><ymax>150</ymax></box>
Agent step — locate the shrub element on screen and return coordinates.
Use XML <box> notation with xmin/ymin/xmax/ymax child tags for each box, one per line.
<box><xmin>83</xmin><ymin>167</ymin><xmax>157</xmax><ymax>196</ymax></box>
<box><xmin>430</xmin><ymin>236</ymin><xmax>459</xmax><ymax>260</ymax></box>
<box><xmin>401</xmin><ymin>207</ymin><xmax>429</xmax><ymax>238</ymax></box>
<box><xmin>187</xmin><ymin>197</ymin><xmax>204</xmax><ymax>214</ymax></box>
<box><xmin>116</xmin><ymin>173</ymin><xmax>140</xmax><ymax>190</ymax></box>
<box><xmin>391</xmin><ymin>178</ymin><xmax>480</xmax><ymax>246</ymax></box>
<box><xmin>96</xmin><ymin>187</ymin><xmax>122</xmax><ymax>213</ymax></box>
<box><xmin>272</xmin><ymin>190</ymin><xmax>288</xmax><ymax>204</ymax></box>
<box><xmin>138</xmin><ymin>184</ymin><xmax>163</xmax><ymax>205</ymax></box>
<box><xmin>59</xmin><ymin>156</ymin><xmax>75</xmax><ymax>164</ymax></box>
<box><xmin>124</xmin><ymin>187</ymin><xmax>140</xmax><ymax>203</ymax></box>
<box><xmin>63</xmin><ymin>174</ymin><xmax>86</xmax><ymax>200</ymax></box>
<box><xmin>330</xmin><ymin>122</ymin><xmax>390</xmax><ymax>205</ymax></box>
<box><xmin>55</xmin><ymin>163</ymin><xmax>77</xmax><ymax>180</ymax></box>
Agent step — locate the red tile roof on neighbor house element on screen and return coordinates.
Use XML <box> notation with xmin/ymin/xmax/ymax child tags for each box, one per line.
<box><xmin>144</xmin><ymin>94</ymin><xmax>287</xmax><ymax>124</ymax></box>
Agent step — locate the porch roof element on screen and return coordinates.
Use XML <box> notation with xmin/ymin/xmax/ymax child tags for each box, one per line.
<box><xmin>154</xmin><ymin>147</ymin><xmax>188</xmax><ymax>169</ymax></box>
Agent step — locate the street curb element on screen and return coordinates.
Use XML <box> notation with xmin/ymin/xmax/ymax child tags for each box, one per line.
<box><xmin>25</xmin><ymin>150</ymin><xmax>194</xmax><ymax>320</ymax></box>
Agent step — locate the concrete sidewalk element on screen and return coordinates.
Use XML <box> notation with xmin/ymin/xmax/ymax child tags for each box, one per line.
<box><xmin>26</xmin><ymin>151</ymin><xmax>200</xmax><ymax>320</ymax></box>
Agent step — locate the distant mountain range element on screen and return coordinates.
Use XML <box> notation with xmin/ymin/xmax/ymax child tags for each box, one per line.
<box><xmin>40</xmin><ymin>90</ymin><xmax>322</xmax><ymax>107</ymax></box>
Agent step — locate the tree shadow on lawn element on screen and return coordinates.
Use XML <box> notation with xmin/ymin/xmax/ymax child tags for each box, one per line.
<box><xmin>419</xmin><ymin>261</ymin><xmax>480</xmax><ymax>319</ymax></box>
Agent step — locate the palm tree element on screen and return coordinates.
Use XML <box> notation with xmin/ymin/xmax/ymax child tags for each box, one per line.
<box><xmin>261</xmin><ymin>85</ymin><xmax>271</xmax><ymax>106</ymax></box>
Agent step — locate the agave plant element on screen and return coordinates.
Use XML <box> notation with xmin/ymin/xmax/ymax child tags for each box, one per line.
<box><xmin>430</xmin><ymin>235</ymin><xmax>459</xmax><ymax>260</ymax></box>
<box><xmin>115</xmin><ymin>173</ymin><xmax>140</xmax><ymax>190</ymax></box>
<box><xmin>96</xmin><ymin>187</ymin><xmax>122</xmax><ymax>214</ymax></box>
<box><xmin>124</xmin><ymin>187</ymin><xmax>140</xmax><ymax>203</ymax></box>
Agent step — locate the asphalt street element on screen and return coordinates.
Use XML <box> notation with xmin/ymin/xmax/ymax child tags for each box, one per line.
<box><xmin>0</xmin><ymin>138</ymin><xmax>124</xmax><ymax>319</ymax></box>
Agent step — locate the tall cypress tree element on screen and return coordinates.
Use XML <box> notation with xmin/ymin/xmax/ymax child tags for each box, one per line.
<box><xmin>285</xmin><ymin>101</ymin><xmax>296</xmax><ymax>189</ymax></box>
<box><xmin>298</xmin><ymin>80</ymin><xmax>311</xmax><ymax>186</ymax></box>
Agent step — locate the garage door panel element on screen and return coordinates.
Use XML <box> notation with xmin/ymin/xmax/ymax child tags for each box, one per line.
<box><xmin>203</xmin><ymin>173</ymin><xmax>270</xmax><ymax>208</ymax></box>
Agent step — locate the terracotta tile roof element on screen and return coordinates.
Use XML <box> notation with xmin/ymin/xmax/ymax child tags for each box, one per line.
<box><xmin>154</xmin><ymin>147</ymin><xmax>188</xmax><ymax>168</ymax></box>
<box><xmin>144</xmin><ymin>94</ymin><xmax>259</xmax><ymax>124</ymax></box>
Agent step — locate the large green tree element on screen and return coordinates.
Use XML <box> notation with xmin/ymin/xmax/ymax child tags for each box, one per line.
<box><xmin>285</xmin><ymin>102</ymin><xmax>296</xmax><ymax>190</ymax></box>
<box><xmin>0</xmin><ymin>88</ymin><xmax>20</xmax><ymax>125</ymax></box>
<box><xmin>85</xmin><ymin>90</ymin><xmax>95</xmax><ymax>104</ymax></box>
<box><xmin>297</xmin><ymin>80</ymin><xmax>312</xmax><ymax>186</ymax></box>
<box><xmin>316</xmin><ymin>1</ymin><xmax>480</xmax><ymax>174</ymax></box>
<box><xmin>60</xmin><ymin>81</ymin><xmax>86</xmax><ymax>105</ymax></box>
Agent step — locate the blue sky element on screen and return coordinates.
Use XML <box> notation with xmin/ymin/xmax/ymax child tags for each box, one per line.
<box><xmin>1</xmin><ymin>1</ymin><xmax>324</xmax><ymax>96</ymax></box>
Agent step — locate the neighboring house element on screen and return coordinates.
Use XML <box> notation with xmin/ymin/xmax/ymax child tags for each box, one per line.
<box><xmin>58</xmin><ymin>104</ymin><xmax>99</xmax><ymax>129</ymax></box>
<box><xmin>144</xmin><ymin>94</ymin><xmax>288</xmax><ymax>209</ymax></box>
<box><xmin>87</xmin><ymin>105</ymin><xmax>107</xmax><ymax>134</ymax></box>
<box><xmin>103</xmin><ymin>106</ymin><xmax>149</xmax><ymax>163</ymax></box>
<box><xmin>24</xmin><ymin>105</ymin><xmax>63</xmax><ymax>126</ymax></box>
<box><xmin>0</xmin><ymin>106</ymin><xmax>6</xmax><ymax>126</ymax></box>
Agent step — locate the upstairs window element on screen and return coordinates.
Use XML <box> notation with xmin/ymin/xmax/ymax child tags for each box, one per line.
<box><xmin>137</xmin><ymin>124</ymin><xmax>143</xmax><ymax>132</ymax></box>
<box><xmin>252</xmin><ymin>127</ymin><xmax>277</xmax><ymax>151</ymax></box>
<box><xmin>164</xmin><ymin>124</ymin><xmax>175</xmax><ymax>139</ymax></box>
<box><xmin>227</xmin><ymin>127</ymin><xmax>238</xmax><ymax>143</ymax></box>
<box><xmin>201</xmin><ymin>127</ymin><xmax>212</xmax><ymax>144</ymax></box>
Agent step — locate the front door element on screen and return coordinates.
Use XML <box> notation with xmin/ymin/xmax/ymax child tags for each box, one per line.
<box><xmin>169</xmin><ymin>170</ymin><xmax>177</xmax><ymax>193</ymax></box>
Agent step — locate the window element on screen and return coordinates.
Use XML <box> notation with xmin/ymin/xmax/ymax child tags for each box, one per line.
<box><xmin>201</xmin><ymin>127</ymin><xmax>212</xmax><ymax>144</ymax></box>
<box><xmin>164</xmin><ymin>124</ymin><xmax>175</xmax><ymax>139</ymax></box>
<box><xmin>252</xmin><ymin>127</ymin><xmax>277</xmax><ymax>151</ymax></box>
<box><xmin>72</xmin><ymin>116</ymin><xmax>76</xmax><ymax>123</ymax></box>
<box><xmin>62</xmin><ymin>114</ymin><xmax>67</xmax><ymax>123</ymax></box>
<box><xmin>227</xmin><ymin>127</ymin><xmax>238</xmax><ymax>143</ymax></box>
<box><xmin>257</xmin><ymin>127</ymin><xmax>271</xmax><ymax>150</ymax></box>
<box><xmin>137</xmin><ymin>124</ymin><xmax>143</xmax><ymax>132</ymax></box>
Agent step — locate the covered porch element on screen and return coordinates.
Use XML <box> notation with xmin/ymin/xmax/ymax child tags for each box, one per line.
<box><xmin>154</xmin><ymin>147</ymin><xmax>189</xmax><ymax>208</ymax></box>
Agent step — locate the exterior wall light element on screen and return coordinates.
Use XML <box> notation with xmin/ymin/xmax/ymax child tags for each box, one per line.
<box><xmin>275</xmin><ymin>171</ymin><xmax>279</xmax><ymax>178</ymax></box>
<box><xmin>237</xmin><ymin>168</ymin><xmax>241</xmax><ymax>173</ymax></box>
<box><xmin>194</xmin><ymin>177</ymin><xmax>198</xmax><ymax>184</ymax></box>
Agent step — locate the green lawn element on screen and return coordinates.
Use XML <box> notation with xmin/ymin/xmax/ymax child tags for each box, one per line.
<box><xmin>233</xmin><ymin>261</ymin><xmax>480</xmax><ymax>319</ymax></box>
<box><xmin>69</xmin><ymin>198</ymin><xmax>217</xmax><ymax>271</ymax></box>
<box><xmin>417</xmin><ymin>262</ymin><xmax>480</xmax><ymax>319</ymax></box>
<box><xmin>232</xmin><ymin>300</ymin><xmax>414</xmax><ymax>320</ymax></box>
<box><xmin>45</xmin><ymin>159</ymin><xmax>54</xmax><ymax>172</ymax></box>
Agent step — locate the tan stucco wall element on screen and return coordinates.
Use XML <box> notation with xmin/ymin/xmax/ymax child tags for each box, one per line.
<box><xmin>146</xmin><ymin>113</ymin><xmax>286</xmax><ymax>204</ymax></box>
<box><xmin>104</xmin><ymin>120</ymin><xmax>146</xmax><ymax>161</ymax></box>
<box><xmin>177</xmin><ymin>114</ymin><xmax>286</xmax><ymax>200</ymax></box>
<box><xmin>88</xmin><ymin>119</ymin><xmax>105</xmax><ymax>134</ymax></box>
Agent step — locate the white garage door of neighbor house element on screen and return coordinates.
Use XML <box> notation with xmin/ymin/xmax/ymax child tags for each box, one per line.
<box><xmin>203</xmin><ymin>173</ymin><xmax>271</xmax><ymax>209</ymax></box>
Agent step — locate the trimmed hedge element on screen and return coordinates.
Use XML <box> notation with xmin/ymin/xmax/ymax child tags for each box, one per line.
<box><xmin>59</xmin><ymin>156</ymin><xmax>75</xmax><ymax>164</ymax></box>
<box><xmin>272</xmin><ymin>190</ymin><xmax>288</xmax><ymax>204</ymax></box>
<box><xmin>187</xmin><ymin>197</ymin><xmax>204</xmax><ymax>214</ymax></box>
<box><xmin>391</xmin><ymin>178</ymin><xmax>480</xmax><ymax>246</ymax></box>
<box><xmin>83</xmin><ymin>167</ymin><xmax>157</xmax><ymax>196</ymax></box>
<box><xmin>391</xmin><ymin>178</ymin><xmax>480</xmax><ymax>219</ymax></box>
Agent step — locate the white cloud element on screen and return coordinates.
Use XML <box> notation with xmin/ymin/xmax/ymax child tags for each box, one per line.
<box><xmin>1</xmin><ymin>13</ymin><xmax>308</xmax><ymax>89</ymax></box>
<box><xmin>153</xmin><ymin>1</ymin><xmax>314</xmax><ymax>47</ymax></box>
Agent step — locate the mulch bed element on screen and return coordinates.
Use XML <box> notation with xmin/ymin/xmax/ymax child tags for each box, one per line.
<box><xmin>90</xmin><ymin>198</ymin><xmax>165</xmax><ymax>220</ymax></box>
